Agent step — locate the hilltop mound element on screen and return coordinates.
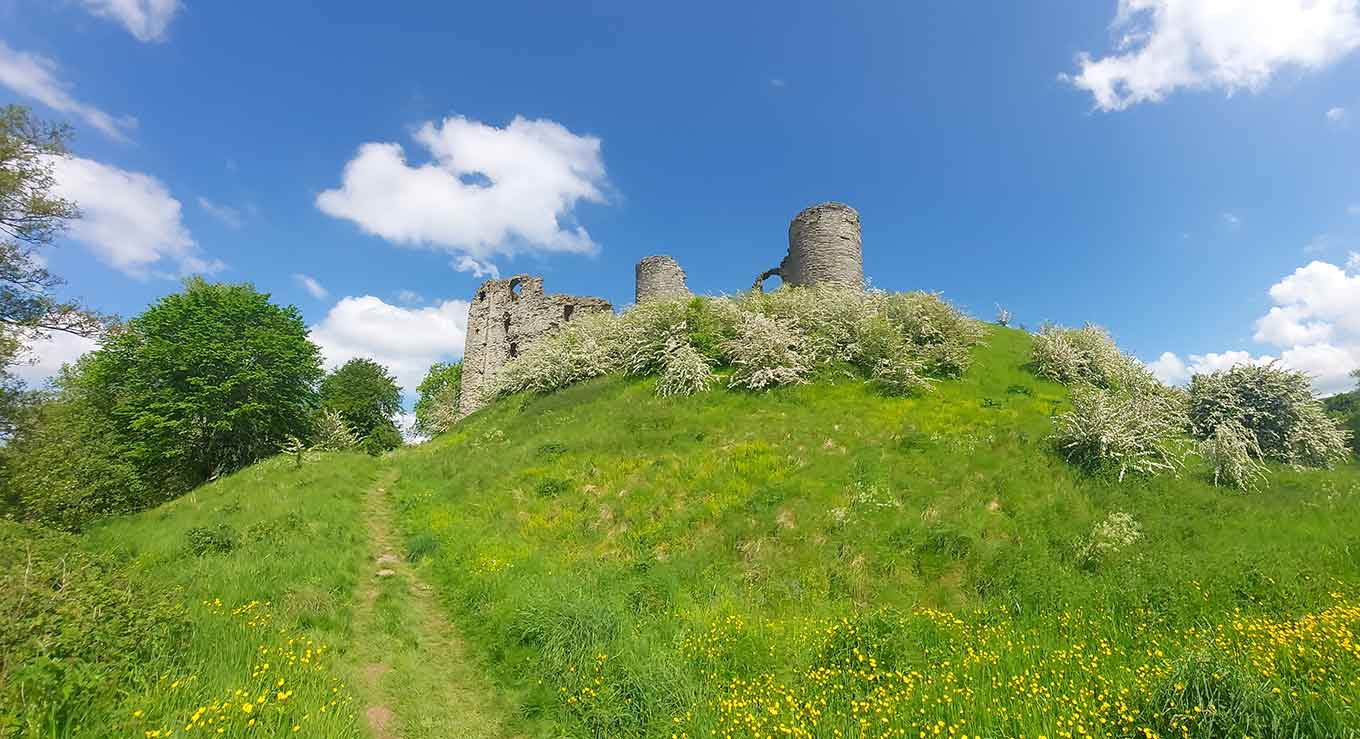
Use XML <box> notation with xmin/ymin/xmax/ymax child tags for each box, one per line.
<box><xmin>387</xmin><ymin>327</ymin><xmax>1360</xmax><ymax>737</ymax></box>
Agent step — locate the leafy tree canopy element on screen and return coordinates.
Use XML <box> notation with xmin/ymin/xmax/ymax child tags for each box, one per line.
<box><xmin>76</xmin><ymin>277</ymin><xmax>322</xmax><ymax>489</ymax></box>
<box><xmin>319</xmin><ymin>357</ymin><xmax>402</xmax><ymax>441</ymax></box>
<box><xmin>413</xmin><ymin>361</ymin><xmax>461</xmax><ymax>436</ymax></box>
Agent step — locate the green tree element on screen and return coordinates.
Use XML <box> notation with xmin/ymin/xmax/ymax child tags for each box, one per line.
<box><xmin>413</xmin><ymin>361</ymin><xmax>462</xmax><ymax>436</ymax></box>
<box><xmin>319</xmin><ymin>358</ymin><xmax>402</xmax><ymax>449</ymax></box>
<box><xmin>0</xmin><ymin>105</ymin><xmax>108</xmax><ymax>436</ymax></box>
<box><xmin>77</xmin><ymin>278</ymin><xmax>322</xmax><ymax>489</ymax></box>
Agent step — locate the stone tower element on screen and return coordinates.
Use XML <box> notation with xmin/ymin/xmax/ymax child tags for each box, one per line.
<box><xmin>754</xmin><ymin>202</ymin><xmax>864</xmax><ymax>291</ymax></box>
<box><xmin>459</xmin><ymin>275</ymin><xmax>612</xmax><ymax>417</ymax></box>
<box><xmin>634</xmin><ymin>255</ymin><xmax>691</xmax><ymax>304</ymax></box>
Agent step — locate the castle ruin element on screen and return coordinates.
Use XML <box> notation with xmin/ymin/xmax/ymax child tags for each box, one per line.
<box><xmin>458</xmin><ymin>202</ymin><xmax>863</xmax><ymax>416</ymax></box>
<box><xmin>753</xmin><ymin>202</ymin><xmax>863</xmax><ymax>291</ymax></box>
<box><xmin>634</xmin><ymin>255</ymin><xmax>691</xmax><ymax>304</ymax></box>
<box><xmin>458</xmin><ymin>275</ymin><xmax>612</xmax><ymax>416</ymax></box>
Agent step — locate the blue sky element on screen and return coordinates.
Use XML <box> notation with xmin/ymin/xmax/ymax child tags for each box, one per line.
<box><xmin>4</xmin><ymin>0</ymin><xmax>1360</xmax><ymax>400</ymax></box>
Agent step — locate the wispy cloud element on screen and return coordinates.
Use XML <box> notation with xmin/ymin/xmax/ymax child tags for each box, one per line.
<box><xmin>79</xmin><ymin>0</ymin><xmax>181</xmax><ymax>42</ymax></box>
<box><xmin>293</xmin><ymin>273</ymin><xmax>328</xmax><ymax>300</ymax></box>
<box><xmin>197</xmin><ymin>197</ymin><xmax>245</xmax><ymax>229</ymax></box>
<box><xmin>0</xmin><ymin>41</ymin><xmax>135</xmax><ymax>141</ymax></box>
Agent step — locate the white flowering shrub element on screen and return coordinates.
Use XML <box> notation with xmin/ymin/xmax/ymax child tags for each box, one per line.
<box><xmin>1032</xmin><ymin>324</ymin><xmax>1148</xmax><ymax>391</ymax></box>
<box><xmin>1198</xmin><ymin>419</ymin><xmax>1268</xmax><ymax>492</ymax></box>
<box><xmin>1188</xmin><ymin>363</ymin><xmax>1350</xmax><ymax>469</ymax></box>
<box><xmin>850</xmin><ymin>313</ymin><xmax>931</xmax><ymax>396</ymax></box>
<box><xmin>1076</xmin><ymin>511</ymin><xmax>1142</xmax><ymax>567</ymax></box>
<box><xmin>419</xmin><ymin>383</ymin><xmax>462</xmax><ymax>437</ymax></box>
<box><xmin>493</xmin><ymin>312</ymin><xmax>620</xmax><ymax>397</ymax></box>
<box><xmin>614</xmin><ymin>298</ymin><xmax>690</xmax><ymax>377</ymax></box>
<box><xmin>1054</xmin><ymin>386</ymin><xmax>1191</xmax><ymax>481</ymax></box>
<box><xmin>876</xmin><ymin>291</ymin><xmax>987</xmax><ymax>377</ymax></box>
<box><xmin>311</xmin><ymin>408</ymin><xmax>359</xmax><ymax>451</ymax></box>
<box><xmin>656</xmin><ymin>336</ymin><xmax>714</xmax><ymax>397</ymax></box>
<box><xmin>746</xmin><ymin>285</ymin><xmax>872</xmax><ymax>365</ymax></box>
<box><xmin>721</xmin><ymin>312</ymin><xmax>813</xmax><ymax>390</ymax></box>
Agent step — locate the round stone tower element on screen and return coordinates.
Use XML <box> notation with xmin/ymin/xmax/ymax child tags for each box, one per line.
<box><xmin>781</xmin><ymin>202</ymin><xmax>863</xmax><ymax>289</ymax></box>
<box><xmin>634</xmin><ymin>255</ymin><xmax>691</xmax><ymax>304</ymax></box>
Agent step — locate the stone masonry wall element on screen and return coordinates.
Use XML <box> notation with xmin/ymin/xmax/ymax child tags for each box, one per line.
<box><xmin>458</xmin><ymin>275</ymin><xmax>612</xmax><ymax>416</ymax></box>
<box><xmin>754</xmin><ymin>202</ymin><xmax>864</xmax><ymax>291</ymax></box>
<box><xmin>634</xmin><ymin>255</ymin><xmax>691</xmax><ymax>304</ymax></box>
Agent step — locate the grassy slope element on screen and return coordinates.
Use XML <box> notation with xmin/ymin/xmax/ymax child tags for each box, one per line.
<box><xmin>385</xmin><ymin>327</ymin><xmax>1360</xmax><ymax>737</ymax></box>
<box><xmin>74</xmin><ymin>453</ymin><xmax>380</xmax><ymax>738</ymax></box>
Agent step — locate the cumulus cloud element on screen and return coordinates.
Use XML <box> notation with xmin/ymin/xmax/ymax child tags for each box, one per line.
<box><xmin>1328</xmin><ymin>106</ymin><xmax>1350</xmax><ymax>125</ymax></box>
<box><xmin>309</xmin><ymin>295</ymin><xmax>469</xmax><ymax>395</ymax></box>
<box><xmin>48</xmin><ymin>155</ymin><xmax>221</xmax><ymax>278</ymax></box>
<box><xmin>80</xmin><ymin>0</ymin><xmax>181</xmax><ymax>42</ymax></box>
<box><xmin>198</xmin><ymin>197</ymin><xmax>245</xmax><ymax>229</ymax></box>
<box><xmin>1066</xmin><ymin>0</ymin><xmax>1360</xmax><ymax>111</ymax></box>
<box><xmin>316</xmin><ymin>115</ymin><xmax>609</xmax><ymax>267</ymax></box>
<box><xmin>293</xmin><ymin>274</ymin><xmax>328</xmax><ymax>300</ymax></box>
<box><xmin>1152</xmin><ymin>258</ymin><xmax>1360</xmax><ymax>394</ymax></box>
<box><xmin>10</xmin><ymin>331</ymin><xmax>100</xmax><ymax>388</ymax></box>
<box><xmin>0</xmin><ymin>41</ymin><xmax>135</xmax><ymax>140</ymax></box>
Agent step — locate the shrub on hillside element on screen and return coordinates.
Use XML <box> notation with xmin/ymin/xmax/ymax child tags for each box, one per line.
<box><xmin>492</xmin><ymin>312</ymin><xmax>620</xmax><ymax>398</ymax></box>
<box><xmin>722</xmin><ymin>312</ymin><xmax>813</xmax><ymax>390</ymax></box>
<box><xmin>877</xmin><ymin>291</ymin><xmax>987</xmax><ymax>377</ymax></box>
<box><xmin>851</xmin><ymin>314</ymin><xmax>931</xmax><ymax>396</ymax></box>
<box><xmin>1031</xmin><ymin>323</ymin><xmax>1147</xmax><ymax>391</ymax></box>
<box><xmin>1054</xmin><ymin>386</ymin><xmax>1191</xmax><ymax>481</ymax></box>
<box><xmin>2</xmin><ymin>387</ymin><xmax>155</xmax><ymax>531</ymax></box>
<box><xmin>1188</xmin><ymin>363</ymin><xmax>1350</xmax><ymax>469</ymax></box>
<box><xmin>361</xmin><ymin>420</ymin><xmax>404</xmax><ymax>455</ymax></box>
<box><xmin>311</xmin><ymin>407</ymin><xmax>360</xmax><ymax>451</ymax></box>
<box><xmin>1198</xmin><ymin>419</ymin><xmax>1269</xmax><ymax>492</ymax></box>
<box><xmin>656</xmin><ymin>336</ymin><xmax>715</xmax><ymax>397</ymax></box>
<box><xmin>615</xmin><ymin>299</ymin><xmax>690</xmax><ymax>377</ymax></box>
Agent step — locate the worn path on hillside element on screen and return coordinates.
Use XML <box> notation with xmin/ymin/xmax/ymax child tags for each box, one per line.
<box><xmin>351</xmin><ymin>467</ymin><xmax>525</xmax><ymax>739</ymax></box>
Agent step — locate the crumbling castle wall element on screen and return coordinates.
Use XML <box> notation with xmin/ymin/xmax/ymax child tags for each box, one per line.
<box><xmin>458</xmin><ymin>275</ymin><xmax>612</xmax><ymax>416</ymax></box>
<box><xmin>753</xmin><ymin>202</ymin><xmax>863</xmax><ymax>291</ymax></box>
<box><xmin>634</xmin><ymin>255</ymin><xmax>691</xmax><ymax>304</ymax></box>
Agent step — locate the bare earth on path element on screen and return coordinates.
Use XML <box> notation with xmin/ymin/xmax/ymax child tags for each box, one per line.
<box><xmin>351</xmin><ymin>468</ymin><xmax>526</xmax><ymax>739</ymax></box>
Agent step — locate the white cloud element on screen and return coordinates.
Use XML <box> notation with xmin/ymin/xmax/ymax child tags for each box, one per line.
<box><xmin>1327</xmin><ymin>106</ymin><xmax>1350</xmax><ymax>125</ymax></box>
<box><xmin>0</xmin><ymin>41</ymin><xmax>135</xmax><ymax>140</ymax></box>
<box><xmin>309</xmin><ymin>295</ymin><xmax>469</xmax><ymax>396</ymax></box>
<box><xmin>316</xmin><ymin>115</ymin><xmax>609</xmax><ymax>266</ymax></box>
<box><xmin>453</xmin><ymin>255</ymin><xmax>500</xmax><ymax>280</ymax></box>
<box><xmin>1154</xmin><ymin>258</ymin><xmax>1360</xmax><ymax>394</ymax></box>
<box><xmin>293</xmin><ymin>273</ymin><xmax>328</xmax><ymax>300</ymax></box>
<box><xmin>1066</xmin><ymin>0</ymin><xmax>1360</xmax><ymax>111</ymax></box>
<box><xmin>10</xmin><ymin>331</ymin><xmax>99</xmax><ymax>387</ymax></box>
<box><xmin>47</xmin><ymin>154</ymin><xmax>221</xmax><ymax>278</ymax></box>
<box><xmin>1147</xmin><ymin>351</ymin><xmax>1190</xmax><ymax>385</ymax></box>
<box><xmin>1222</xmin><ymin>212</ymin><xmax>1242</xmax><ymax>229</ymax></box>
<box><xmin>396</xmin><ymin>290</ymin><xmax>423</xmax><ymax>305</ymax></box>
<box><xmin>1347</xmin><ymin>250</ymin><xmax>1360</xmax><ymax>272</ymax></box>
<box><xmin>80</xmin><ymin>0</ymin><xmax>181</xmax><ymax>42</ymax></box>
<box><xmin>197</xmin><ymin>197</ymin><xmax>244</xmax><ymax>229</ymax></box>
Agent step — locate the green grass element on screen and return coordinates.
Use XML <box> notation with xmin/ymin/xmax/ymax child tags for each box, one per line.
<box><xmin>383</xmin><ymin>327</ymin><xmax>1360</xmax><ymax>737</ymax></box>
<box><xmin>6</xmin><ymin>326</ymin><xmax>1360</xmax><ymax>738</ymax></box>
<box><xmin>2</xmin><ymin>452</ymin><xmax>382</xmax><ymax>738</ymax></box>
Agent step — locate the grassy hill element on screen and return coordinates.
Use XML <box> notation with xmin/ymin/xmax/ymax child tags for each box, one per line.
<box><xmin>5</xmin><ymin>327</ymin><xmax>1360</xmax><ymax>738</ymax></box>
